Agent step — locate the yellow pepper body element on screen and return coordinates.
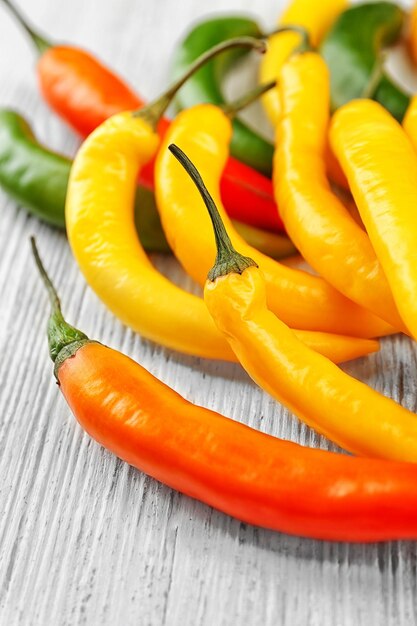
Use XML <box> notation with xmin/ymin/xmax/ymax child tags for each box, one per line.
<box><xmin>65</xmin><ymin>112</ymin><xmax>237</xmax><ymax>361</ymax></box>
<box><xmin>155</xmin><ymin>104</ymin><xmax>392</xmax><ymax>338</ymax></box>
<box><xmin>274</xmin><ymin>53</ymin><xmax>404</xmax><ymax>331</ymax></box>
<box><xmin>205</xmin><ymin>266</ymin><xmax>417</xmax><ymax>462</ymax></box>
<box><xmin>259</xmin><ymin>0</ymin><xmax>348</xmax><ymax>126</ymax></box>
<box><xmin>331</xmin><ymin>100</ymin><xmax>417</xmax><ymax>339</ymax></box>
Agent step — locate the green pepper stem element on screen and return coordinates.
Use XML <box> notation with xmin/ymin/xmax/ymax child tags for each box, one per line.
<box><xmin>31</xmin><ymin>237</ymin><xmax>89</xmax><ymax>369</ymax></box>
<box><xmin>1</xmin><ymin>0</ymin><xmax>51</xmax><ymax>55</ymax></box>
<box><xmin>263</xmin><ymin>24</ymin><xmax>312</xmax><ymax>53</ymax></box>
<box><xmin>168</xmin><ymin>145</ymin><xmax>257</xmax><ymax>281</ymax></box>
<box><xmin>361</xmin><ymin>54</ymin><xmax>387</xmax><ymax>100</ymax></box>
<box><xmin>222</xmin><ymin>80</ymin><xmax>276</xmax><ymax>118</ymax></box>
<box><xmin>135</xmin><ymin>36</ymin><xmax>267</xmax><ymax>129</ymax></box>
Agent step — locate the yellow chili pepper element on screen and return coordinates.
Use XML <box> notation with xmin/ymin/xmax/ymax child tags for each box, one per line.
<box><xmin>169</xmin><ymin>144</ymin><xmax>417</xmax><ymax>462</ymax></box>
<box><xmin>65</xmin><ymin>40</ymin><xmax>376</xmax><ymax>364</ymax></box>
<box><xmin>259</xmin><ymin>0</ymin><xmax>348</xmax><ymax>126</ymax></box>
<box><xmin>155</xmin><ymin>103</ymin><xmax>393</xmax><ymax>338</ymax></box>
<box><xmin>273</xmin><ymin>51</ymin><xmax>405</xmax><ymax>331</ymax></box>
<box><xmin>403</xmin><ymin>95</ymin><xmax>417</xmax><ymax>146</ymax></box>
<box><xmin>330</xmin><ymin>99</ymin><xmax>417</xmax><ymax>340</ymax></box>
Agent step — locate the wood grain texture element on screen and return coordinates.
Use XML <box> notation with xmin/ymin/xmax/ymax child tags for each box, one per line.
<box><xmin>0</xmin><ymin>0</ymin><xmax>416</xmax><ymax>624</ymax></box>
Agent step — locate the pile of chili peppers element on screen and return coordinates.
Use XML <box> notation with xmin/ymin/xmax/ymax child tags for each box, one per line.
<box><xmin>4</xmin><ymin>0</ymin><xmax>417</xmax><ymax>543</ymax></box>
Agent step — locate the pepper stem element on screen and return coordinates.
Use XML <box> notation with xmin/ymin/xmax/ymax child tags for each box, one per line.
<box><xmin>263</xmin><ymin>24</ymin><xmax>312</xmax><ymax>54</ymax></box>
<box><xmin>361</xmin><ymin>54</ymin><xmax>387</xmax><ymax>100</ymax></box>
<box><xmin>31</xmin><ymin>238</ymin><xmax>89</xmax><ymax>369</ymax></box>
<box><xmin>168</xmin><ymin>145</ymin><xmax>257</xmax><ymax>281</ymax></box>
<box><xmin>1</xmin><ymin>0</ymin><xmax>51</xmax><ymax>55</ymax></box>
<box><xmin>222</xmin><ymin>80</ymin><xmax>276</xmax><ymax>118</ymax></box>
<box><xmin>134</xmin><ymin>36</ymin><xmax>267</xmax><ymax>129</ymax></box>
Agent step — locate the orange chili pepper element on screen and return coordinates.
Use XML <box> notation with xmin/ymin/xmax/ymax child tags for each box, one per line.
<box><xmin>31</xmin><ymin>237</ymin><xmax>417</xmax><ymax>543</ymax></box>
<box><xmin>273</xmin><ymin>51</ymin><xmax>404</xmax><ymax>331</ymax></box>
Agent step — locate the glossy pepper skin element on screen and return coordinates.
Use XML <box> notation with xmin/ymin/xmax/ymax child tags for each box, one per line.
<box><xmin>155</xmin><ymin>103</ymin><xmax>393</xmax><ymax>338</ymax></box>
<box><xmin>331</xmin><ymin>99</ymin><xmax>417</xmax><ymax>340</ymax></box>
<box><xmin>320</xmin><ymin>2</ymin><xmax>410</xmax><ymax>122</ymax></box>
<box><xmin>33</xmin><ymin>240</ymin><xmax>417</xmax><ymax>543</ymax></box>
<box><xmin>65</xmin><ymin>111</ymin><xmax>379</xmax><ymax>364</ymax></box>
<box><xmin>172</xmin><ymin>15</ymin><xmax>274</xmax><ymax>177</ymax></box>
<box><xmin>66</xmin><ymin>112</ymin><xmax>235</xmax><ymax>362</ymax></box>
<box><xmin>205</xmin><ymin>266</ymin><xmax>417</xmax><ymax>462</ymax></box>
<box><xmin>0</xmin><ymin>109</ymin><xmax>171</xmax><ymax>252</ymax></box>
<box><xmin>0</xmin><ymin>0</ymin><xmax>282</xmax><ymax>233</ymax></box>
<box><xmin>273</xmin><ymin>53</ymin><xmax>405</xmax><ymax>331</ymax></box>
<box><xmin>259</xmin><ymin>0</ymin><xmax>347</xmax><ymax>126</ymax></box>
<box><xmin>167</xmin><ymin>146</ymin><xmax>417</xmax><ymax>463</ymax></box>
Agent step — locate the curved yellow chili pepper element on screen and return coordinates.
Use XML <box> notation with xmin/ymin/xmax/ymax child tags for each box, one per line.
<box><xmin>66</xmin><ymin>113</ymin><xmax>235</xmax><ymax>360</ymax></box>
<box><xmin>155</xmin><ymin>104</ymin><xmax>392</xmax><ymax>338</ymax></box>
<box><xmin>259</xmin><ymin>0</ymin><xmax>348</xmax><ymax>126</ymax></box>
<box><xmin>331</xmin><ymin>99</ymin><xmax>417</xmax><ymax>340</ymax></box>
<box><xmin>168</xmin><ymin>144</ymin><xmax>417</xmax><ymax>461</ymax></box>
<box><xmin>274</xmin><ymin>52</ymin><xmax>405</xmax><ymax>331</ymax></box>
<box><xmin>65</xmin><ymin>113</ymin><xmax>378</xmax><ymax>364</ymax></box>
<box><xmin>205</xmin><ymin>266</ymin><xmax>417</xmax><ymax>461</ymax></box>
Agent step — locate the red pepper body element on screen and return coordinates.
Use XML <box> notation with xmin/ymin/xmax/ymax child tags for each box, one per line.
<box><xmin>37</xmin><ymin>46</ymin><xmax>283</xmax><ymax>232</ymax></box>
<box><xmin>58</xmin><ymin>341</ymin><xmax>417</xmax><ymax>543</ymax></box>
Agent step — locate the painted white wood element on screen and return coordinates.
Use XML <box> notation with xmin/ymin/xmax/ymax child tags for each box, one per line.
<box><xmin>0</xmin><ymin>1</ymin><xmax>416</xmax><ymax>624</ymax></box>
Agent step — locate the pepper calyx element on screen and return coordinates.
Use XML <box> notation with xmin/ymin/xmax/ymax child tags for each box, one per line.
<box><xmin>208</xmin><ymin>251</ymin><xmax>257</xmax><ymax>282</ymax></box>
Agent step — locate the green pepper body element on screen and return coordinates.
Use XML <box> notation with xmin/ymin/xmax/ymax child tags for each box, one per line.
<box><xmin>321</xmin><ymin>2</ymin><xmax>410</xmax><ymax>121</ymax></box>
<box><xmin>0</xmin><ymin>109</ymin><xmax>171</xmax><ymax>252</ymax></box>
<box><xmin>0</xmin><ymin>109</ymin><xmax>69</xmax><ymax>227</ymax></box>
<box><xmin>172</xmin><ymin>16</ymin><xmax>274</xmax><ymax>176</ymax></box>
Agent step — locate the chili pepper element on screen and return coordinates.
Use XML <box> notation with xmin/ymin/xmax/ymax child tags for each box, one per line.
<box><xmin>331</xmin><ymin>99</ymin><xmax>417</xmax><ymax>340</ymax></box>
<box><xmin>0</xmin><ymin>108</ymin><xmax>295</xmax><ymax>258</ymax></box>
<box><xmin>154</xmin><ymin>103</ymin><xmax>393</xmax><ymax>338</ymax></box>
<box><xmin>172</xmin><ymin>15</ymin><xmax>275</xmax><ymax>176</ymax></box>
<box><xmin>169</xmin><ymin>144</ymin><xmax>417</xmax><ymax>464</ymax></box>
<box><xmin>0</xmin><ymin>0</ymin><xmax>283</xmax><ymax>234</ymax></box>
<box><xmin>259</xmin><ymin>0</ymin><xmax>348</xmax><ymax>126</ymax></box>
<box><xmin>32</xmin><ymin>236</ymin><xmax>417</xmax><ymax>543</ymax></box>
<box><xmin>0</xmin><ymin>109</ymin><xmax>170</xmax><ymax>252</ymax></box>
<box><xmin>320</xmin><ymin>2</ymin><xmax>410</xmax><ymax>122</ymax></box>
<box><xmin>64</xmin><ymin>46</ymin><xmax>379</xmax><ymax>364</ymax></box>
<box><xmin>273</xmin><ymin>51</ymin><xmax>405</xmax><ymax>331</ymax></box>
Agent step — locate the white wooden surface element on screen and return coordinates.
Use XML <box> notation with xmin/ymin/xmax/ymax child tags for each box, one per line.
<box><xmin>1</xmin><ymin>1</ymin><xmax>417</xmax><ymax>624</ymax></box>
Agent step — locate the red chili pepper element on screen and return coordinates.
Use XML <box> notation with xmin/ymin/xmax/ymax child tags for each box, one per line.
<box><xmin>3</xmin><ymin>0</ymin><xmax>283</xmax><ymax>232</ymax></box>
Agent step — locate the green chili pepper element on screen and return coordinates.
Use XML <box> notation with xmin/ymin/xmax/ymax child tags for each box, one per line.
<box><xmin>320</xmin><ymin>2</ymin><xmax>410</xmax><ymax>122</ymax></box>
<box><xmin>171</xmin><ymin>15</ymin><xmax>274</xmax><ymax>176</ymax></box>
<box><xmin>0</xmin><ymin>109</ymin><xmax>171</xmax><ymax>252</ymax></box>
